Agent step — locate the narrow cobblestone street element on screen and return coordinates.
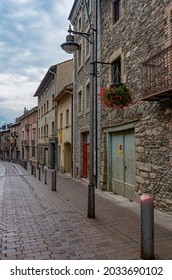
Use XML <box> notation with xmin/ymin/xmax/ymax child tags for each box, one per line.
<box><xmin>0</xmin><ymin>161</ymin><xmax>171</xmax><ymax>260</ymax></box>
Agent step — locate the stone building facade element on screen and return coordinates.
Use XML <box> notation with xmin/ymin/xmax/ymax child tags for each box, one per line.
<box><xmin>69</xmin><ymin>0</ymin><xmax>98</xmax><ymax>180</ymax></box>
<box><xmin>99</xmin><ymin>0</ymin><xmax>172</xmax><ymax>211</ymax></box>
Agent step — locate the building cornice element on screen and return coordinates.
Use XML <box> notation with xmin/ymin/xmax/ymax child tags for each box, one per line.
<box><xmin>19</xmin><ymin>106</ymin><xmax>38</xmax><ymax>121</ymax></box>
<box><xmin>33</xmin><ymin>65</ymin><xmax>57</xmax><ymax>97</ymax></box>
<box><xmin>68</xmin><ymin>0</ymin><xmax>84</xmax><ymax>24</ymax></box>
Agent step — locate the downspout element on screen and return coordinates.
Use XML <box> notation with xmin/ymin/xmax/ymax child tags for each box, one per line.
<box><xmin>71</xmin><ymin>91</ymin><xmax>74</xmax><ymax>177</ymax></box>
<box><xmin>95</xmin><ymin>0</ymin><xmax>98</xmax><ymax>188</ymax></box>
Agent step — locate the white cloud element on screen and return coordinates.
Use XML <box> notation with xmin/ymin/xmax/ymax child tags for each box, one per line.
<box><xmin>0</xmin><ymin>0</ymin><xmax>73</xmax><ymax>124</ymax></box>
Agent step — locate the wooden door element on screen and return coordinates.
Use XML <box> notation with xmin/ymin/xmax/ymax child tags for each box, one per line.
<box><xmin>83</xmin><ymin>133</ymin><xmax>90</xmax><ymax>179</ymax></box>
<box><xmin>111</xmin><ymin>129</ymin><xmax>135</xmax><ymax>200</ymax></box>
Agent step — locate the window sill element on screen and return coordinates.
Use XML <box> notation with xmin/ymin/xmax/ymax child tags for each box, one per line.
<box><xmin>77</xmin><ymin>111</ymin><xmax>83</xmax><ymax>117</ymax></box>
<box><xmin>110</xmin><ymin>16</ymin><xmax>124</xmax><ymax>31</ymax></box>
<box><xmin>77</xmin><ymin>64</ymin><xmax>84</xmax><ymax>73</ymax></box>
<box><xmin>85</xmin><ymin>53</ymin><xmax>90</xmax><ymax>63</ymax></box>
<box><xmin>85</xmin><ymin>107</ymin><xmax>90</xmax><ymax>114</ymax></box>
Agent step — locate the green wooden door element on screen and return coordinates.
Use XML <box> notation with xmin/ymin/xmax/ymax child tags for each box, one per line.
<box><xmin>111</xmin><ymin>129</ymin><xmax>135</xmax><ymax>201</ymax></box>
<box><xmin>111</xmin><ymin>132</ymin><xmax>125</xmax><ymax>196</ymax></box>
<box><xmin>124</xmin><ymin>130</ymin><xmax>136</xmax><ymax>200</ymax></box>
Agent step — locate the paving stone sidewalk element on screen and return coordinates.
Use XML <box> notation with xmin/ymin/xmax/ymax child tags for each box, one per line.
<box><xmin>0</xmin><ymin>161</ymin><xmax>171</xmax><ymax>260</ymax></box>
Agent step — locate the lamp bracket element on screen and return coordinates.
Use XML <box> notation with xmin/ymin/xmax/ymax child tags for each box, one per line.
<box><xmin>68</xmin><ymin>26</ymin><xmax>91</xmax><ymax>43</ymax></box>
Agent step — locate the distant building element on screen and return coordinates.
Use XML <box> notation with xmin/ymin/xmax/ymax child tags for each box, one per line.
<box><xmin>54</xmin><ymin>83</ymin><xmax>73</xmax><ymax>174</ymax></box>
<box><xmin>34</xmin><ymin>64</ymin><xmax>57</xmax><ymax>169</ymax></box>
<box><xmin>55</xmin><ymin>59</ymin><xmax>73</xmax><ymax>174</ymax></box>
<box><xmin>34</xmin><ymin>59</ymin><xmax>73</xmax><ymax>171</ymax></box>
<box><xmin>0</xmin><ymin>125</ymin><xmax>10</xmax><ymax>160</ymax></box>
<box><xmin>18</xmin><ymin>106</ymin><xmax>38</xmax><ymax>168</ymax></box>
<box><xmin>9</xmin><ymin>120</ymin><xmax>20</xmax><ymax>162</ymax></box>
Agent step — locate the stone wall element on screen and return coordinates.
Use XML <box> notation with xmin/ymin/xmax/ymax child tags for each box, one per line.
<box><xmin>70</xmin><ymin>0</ymin><xmax>97</xmax><ymax>178</ymax></box>
<box><xmin>100</xmin><ymin>0</ymin><xmax>172</xmax><ymax>211</ymax></box>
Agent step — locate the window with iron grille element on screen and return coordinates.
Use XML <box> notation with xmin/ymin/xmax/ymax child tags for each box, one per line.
<box><xmin>112</xmin><ymin>57</ymin><xmax>121</xmax><ymax>85</ymax></box>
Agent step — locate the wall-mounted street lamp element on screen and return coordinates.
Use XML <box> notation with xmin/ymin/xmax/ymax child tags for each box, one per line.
<box><xmin>61</xmin><ymin>25</ymin><xmax>96</xmax><ymax>218</ymax></box>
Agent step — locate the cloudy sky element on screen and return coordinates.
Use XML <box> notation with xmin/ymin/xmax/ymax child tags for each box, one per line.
<box><xmin>0</xmin><ymin>0</ymin><xmax>73</xmax><ymax>126</ymax></box>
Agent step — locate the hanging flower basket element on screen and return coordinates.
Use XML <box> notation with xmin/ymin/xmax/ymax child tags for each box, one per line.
<box><xmin>99</xmin><ymin>83</ymin><xmax>132</xmax><ymax>109</ymax></box>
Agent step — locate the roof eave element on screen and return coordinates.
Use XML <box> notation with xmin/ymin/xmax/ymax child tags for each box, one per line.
<box><xmin>33</xmin><ymin>65</ymin><xmax>57</xmax><ymax>97</ymax></box>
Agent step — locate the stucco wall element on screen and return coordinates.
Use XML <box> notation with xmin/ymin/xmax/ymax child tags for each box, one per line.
<box><xmin>56</xmin><ymin>60</ymin><xmax>73</xmax><ymax>94</ymax></box>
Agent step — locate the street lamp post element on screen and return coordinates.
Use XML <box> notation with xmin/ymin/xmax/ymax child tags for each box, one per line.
<box><xmin>61</xmin><ymin>26</ymin><xmax>95</xmax><ymax>218</ymax></box>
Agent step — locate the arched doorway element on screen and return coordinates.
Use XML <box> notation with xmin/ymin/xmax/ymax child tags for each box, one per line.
<box><xmin>64</xmin><ymin>142</ymin><xmax>72</xmax><ymax>173</ymax></box>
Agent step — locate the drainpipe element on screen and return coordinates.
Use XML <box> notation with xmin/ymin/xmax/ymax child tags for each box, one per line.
<box><xmin>71</xmin><ymin>92</ymin><xmax>74</xmax><ymax>177</ymax></box>
<box><xmin>95</xmin><ymin>0</ymin><xmax>98</xmax><ymax>188</ymax></box>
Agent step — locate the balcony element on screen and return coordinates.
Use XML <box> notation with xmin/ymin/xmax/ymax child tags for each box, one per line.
<box><xmin>142</xmin><ymin>45</ymin><xmax>172</xmax><ymax>101</ymax></box>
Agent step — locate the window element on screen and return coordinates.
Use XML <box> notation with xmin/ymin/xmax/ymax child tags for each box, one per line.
<box><xmin>85</xmin><ymin>29</ymin><xmax>90</xmax><ymax>58</ymax></box>
<box><xmin>41</xmin><ymin>127</ymin><xmax>43</xmax><ymax>138</ymax></box>
<box><xmin>85</xmin><ymin>0</ymin><xmax>91</xmax><ymax>17</ymax></box>
<box><xmin>32</xmin><ymin>147</ymin><xmax>35</xmax><ymax>157</ymax></box>
<box><xmin>78</xmin><ymin>91</ymin><xmax>82</xmax><ymax>113</ymax></box>
<box><xmin>66</xmin><ymin>109</ymin><xmax>69</xmax><ymax>127</ymax></box>
<box><xmin>78</xmin><ymin>16</ymin><xmax>82</xmax><ymax>31</ymax></box>
<box><xmin>77</xmin><ymin>43</ymin><xmax>82</xmax><ymax>68</ymax></box>
<box><xmin>85</xmin><ymin>82</ymin><xmax>90</xmax><ymax>109</ymax></box>
<box><xmin>44</xmin><ymin>103</ymin><xmax>46</xmax><ymax>114</ymax></box>
<box><xmin>60</xmin><ymin>113</ymin><xmax>63</xmax><ymax>128</ymax></box>
<box><xmin>112</xmin><ymin>0</ymin><xmax>121</xmax><ymax>24</ymax></box>
<box><xmin>52</xmin><ymin>122</ymin><xmax>54</xmax><ymax>136</ymax></box>
<box><xmin>112</xmin><ymin>57</ymin><xmax>121</xmax><ymax>85</ymax></box>
<box><xmin>109</xmin><ymin>48</ymin><xmax>125</xmax><ymax>85</ymax></box>
<box><xmin>47</xmin><ymin>100</ymin><xmax>49</xmax><ymax>112</ymax></box>
<box><xmin>52</xmin><ymin>94</ymin><xmax>54</xmax><ymax>107</ymax></box>
<box><xmin>33</xmin><ymin>130</ymin><xmax>35</xmax><ymax>141</ymax></box>
<box><xmin>164</xmin><ymin>5</ymin><xmax>172</xmax><ymax>48</ymax></box>
<box><xmin>46</xmin><ymin>124</ymin><xmax>48</xmax><ymax>137</ymax></box>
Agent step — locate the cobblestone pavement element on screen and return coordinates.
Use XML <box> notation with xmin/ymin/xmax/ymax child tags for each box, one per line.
<box><xmin>0</xmin><ymin>161</ymin><xmax>171</xmax><ymax>260</ymax></box>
